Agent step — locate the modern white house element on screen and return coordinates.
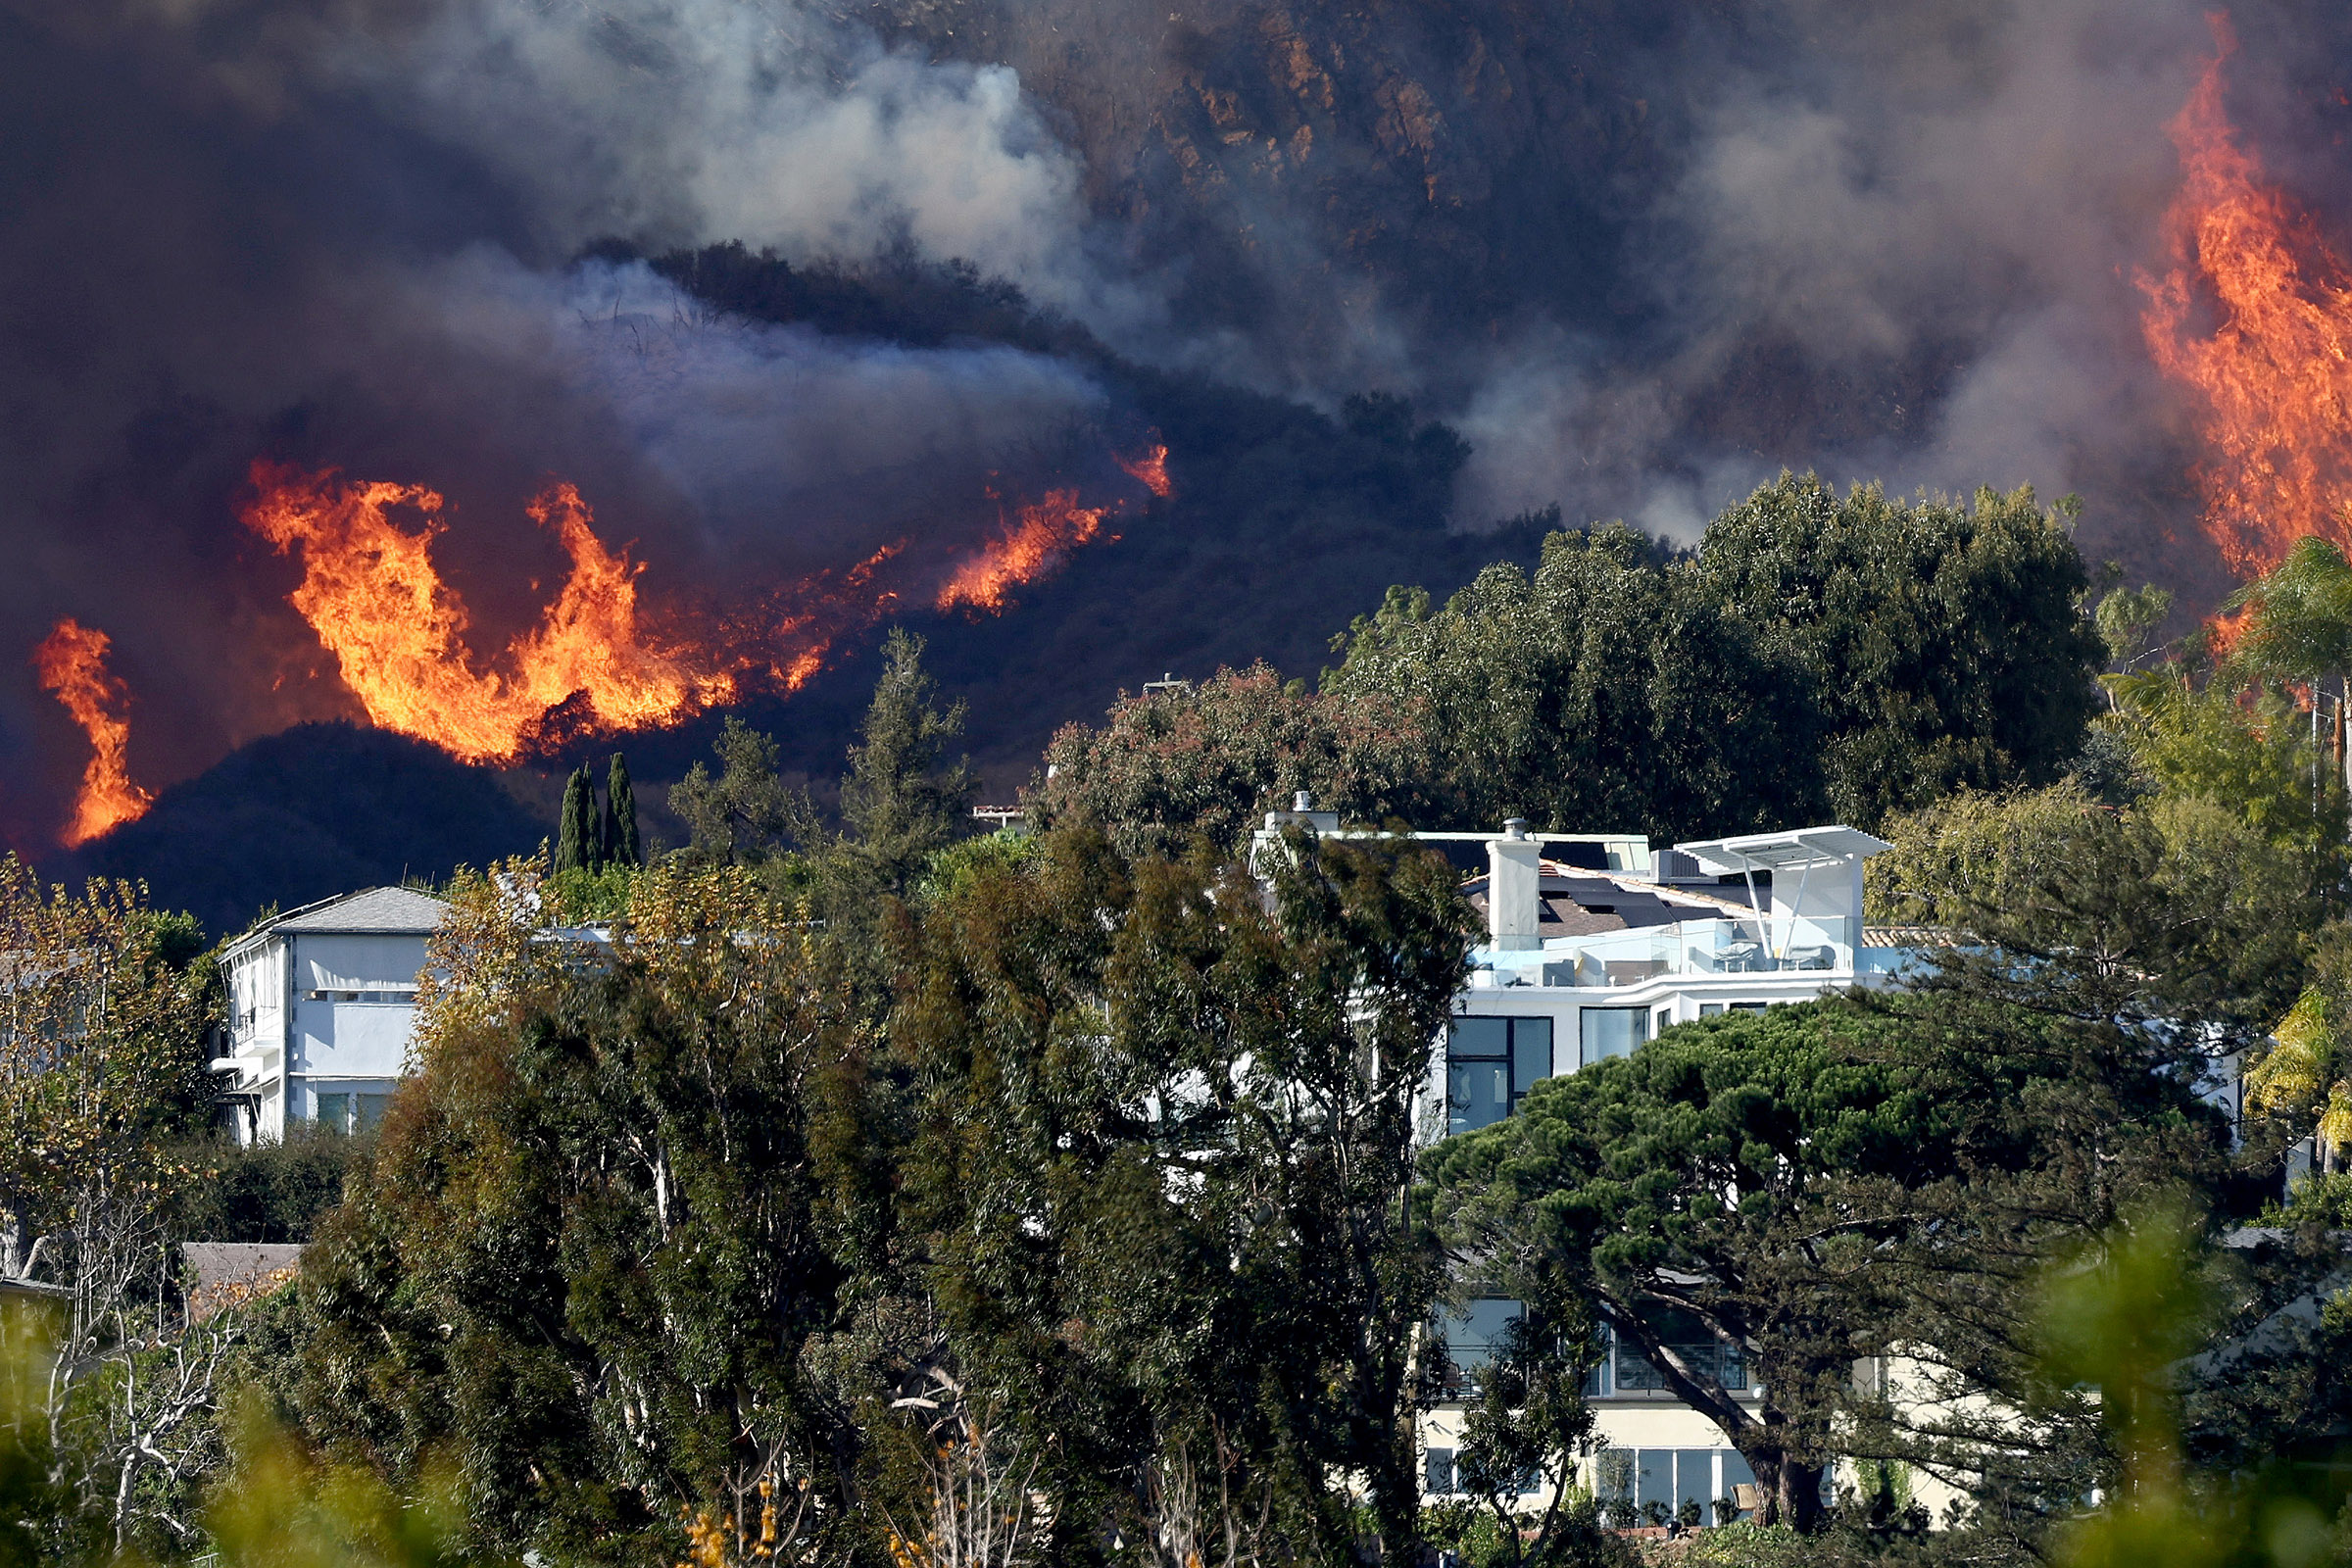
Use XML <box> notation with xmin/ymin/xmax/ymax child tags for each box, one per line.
<box><xmin>1250</xmin><ymin>802</ymin><xmax>1916</xmax><ymax>1523</ymax></box>
<box><xmin>212</xmin><ymin>887</ymin><xmax>449</xmax><ymax>1145</ymax></box>
<box><xmin>1413</xmin><ymin>817</ymin><xmax>1911</xmax><ymax>1523</ymax></box>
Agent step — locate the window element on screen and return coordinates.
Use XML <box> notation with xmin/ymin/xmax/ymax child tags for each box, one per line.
<box><xmin>1591</xmin><ymin>1448</ymin><xmax>1757</xmax><ymax>1525</ymax></box>
<box><xmin>1432</xmin><ymin>1298</ymin><xmax>1524</xmax><ymax>1396</ymax></box>
<box><xmin>305</xmin><ymin>989</ymin><xmax>416</xmax><ymax>1004</ymax></box>
<box><xmin>1699</xmin><ymin>1002</ymin><xmax>1769</xmax><ymax>1019</ymax></box>
<box><xmin>1580</xmin><ymin>1006</ymin><xmax>1647</xmax><ymax>1066</ymax></box>
<box><xmin>1595</xmin><ymin>1312</ymin><xmax>1750</xmax><ymax>1394</ymax></box>
<box><xmin>310</xmin><ymin>1092</ymin><xmax>392</xmax><ymax>1134</ymax></box>
<box><xmin>1446</xmin><ymin>1017</ymin><xmax>1553</xmax><ymax>1133</ymax></box>
<box><xmin>1654</xmin><ymin>1005</ymin><xmax>1674</xmax><ymax>1035</ymax></box>
<box><xmin>1425</xmin><ymin>1448</ymin><xmax>1457</xmax><ymax>1495</ymax></box>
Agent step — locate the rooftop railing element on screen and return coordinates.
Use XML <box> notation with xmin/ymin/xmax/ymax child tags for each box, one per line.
<box><xmin>1474</xmin><ymin>915</ymin><xmax>1869</xmax><ymax>989</ymax></box>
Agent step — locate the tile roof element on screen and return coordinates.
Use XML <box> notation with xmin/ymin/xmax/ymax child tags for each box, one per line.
<box><xmin>255</xmin><ymin>886</ymin><xmax>450</xmax><ymax>938</ymax></box>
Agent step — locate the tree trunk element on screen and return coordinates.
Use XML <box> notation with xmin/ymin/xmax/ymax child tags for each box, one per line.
<box><xmin>1742</xmin><ymin>1446</ymin><xmax>1827</xmax><ymax>1532</ymax></box>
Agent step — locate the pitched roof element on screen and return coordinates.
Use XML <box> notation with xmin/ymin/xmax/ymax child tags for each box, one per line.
<box><xmin>244</xmin><ymin>886</ymin><xmax>450</xmax><ymax>941</ymax></box>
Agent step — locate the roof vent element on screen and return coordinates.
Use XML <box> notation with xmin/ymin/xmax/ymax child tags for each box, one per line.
<box><xmin>1503</xmin><ymin>817</ymin><xmax>1529</xmax><ymax>841</ymax></box>
<box><xmin>1295</xmin><ymin>791</ymin><xmax>1313</xmax><ymax>812</ymax></box>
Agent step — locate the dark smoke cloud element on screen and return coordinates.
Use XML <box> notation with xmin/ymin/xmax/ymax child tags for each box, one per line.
<box><xmin>0</xmin><ymin>0</ymin><xmax>1129</xmax><ymax>850</ymax></box>
<box><xmin>7</xmin><ymin>0</ymin><xmax>2349</xmax><ymax>852</ymax></box>
<box><xmin>1445</xmin><ymin>0</ymin><xmax>2231</xmax><ymax>542</ymax></box>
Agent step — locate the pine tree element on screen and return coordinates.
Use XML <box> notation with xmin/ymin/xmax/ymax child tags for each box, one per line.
<box><xmin>607</xmin><ymin>754</ymin><xmax>641</xmax><ymax>867</ymax></box>
<box><xmin>836</xmin><ymin>628</ymin><xmax>976</xmax><ymax>897</ymax></box>
<box><xmin>554</xmin><ymin>766</ymin><xmax>590</xmax><ymax>874</ymax></box>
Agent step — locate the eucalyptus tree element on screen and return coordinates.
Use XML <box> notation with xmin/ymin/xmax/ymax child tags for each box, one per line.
<box><xmin>893</xmin><ymin>825</ymin><xmax>1474</xmax><ymax>1566</ymax></box>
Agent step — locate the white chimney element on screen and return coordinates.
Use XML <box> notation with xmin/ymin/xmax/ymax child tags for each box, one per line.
<box><xmin>1487</xmin><ymin>819</ymin><xmax>1542</xmax><ymax>951</ymax></box>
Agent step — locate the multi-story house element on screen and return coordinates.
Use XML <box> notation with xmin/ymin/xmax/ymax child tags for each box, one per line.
<box><xmin>212</xmin><ymin>887</ymin><xmax>448</xmax><ymax>1145</ymax></box>
<box><xmin>1246</xmin><ymin>807</ymin><xmax>1911</xmax><ymax>1525</ymax></box>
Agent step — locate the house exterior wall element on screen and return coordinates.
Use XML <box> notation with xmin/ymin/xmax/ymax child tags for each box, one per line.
<box><xmin>1416</xmin><ymin>826</ymin><xmax>1908</xmax><ymax>1519</ymax></box>
<box><xmin>222</xmin><ymin>921</ymin><xmax>432</xmax><ymax>1144</ymax></box>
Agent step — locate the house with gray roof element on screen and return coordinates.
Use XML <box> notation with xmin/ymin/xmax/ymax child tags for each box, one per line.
<box><xmin>213</xmin><ymin>887</ymin><xmax>449</xmax><ymax>1144</ymax></box>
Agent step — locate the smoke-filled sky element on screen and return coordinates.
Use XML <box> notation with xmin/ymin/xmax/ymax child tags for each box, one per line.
<box><xmin>5</xmin><ymin>0</ymin><xmax>2348</xmax><ymax>852</ymax></box>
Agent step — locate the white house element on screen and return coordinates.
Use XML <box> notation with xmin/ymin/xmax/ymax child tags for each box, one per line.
<box><xmin>1250</xmin><ymin>803</ymin><xmax>1915</xmax><ymax>1523</ymax></box>
<box><xmin>1413</xmin><ymin>817</ymin><xmax>1910</xmax><ymax>1523</ymax></box>
<box><xmin>213</xmin><ymin>887</ymin><xmax>448</xmax><ymax>1144</ymax></box>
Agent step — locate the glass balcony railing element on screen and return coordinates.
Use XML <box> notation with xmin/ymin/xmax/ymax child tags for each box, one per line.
<box><xmin>1475</xmin><ymin>916</ymin><xmax>1867</xmax><ymax>989</ymax></box>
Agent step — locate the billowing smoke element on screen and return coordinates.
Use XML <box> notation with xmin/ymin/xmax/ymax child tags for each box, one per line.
<box><xmin>8</xmin><ymin>0</ymin><xmax>2351</xmax><ymax>854</ymax></box>
<box><xmin>1447</xmin><ymin>0</ymin><xmax>2234</xmax><ymax>545</ymax></box>
<box><xmin>0</xmin><ymin>0</ymin><xmax>1133</xmax><ymax>849</ymax></box>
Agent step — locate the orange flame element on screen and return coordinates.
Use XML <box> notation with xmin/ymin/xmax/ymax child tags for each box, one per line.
<box><xmin>33</xmin><ymin>617</ymin><xmax>154</xmax><ymax>846</ymax></box>
<box><xmin>1115</xmin><ymin>441</ymin><xmax>1173</xmax><ymax>499</ymax></box>
<box><xmin>2139</xmin><ymin>17</ymin><xmax>2352</xmax><ymax>574</ymax></box>
<box><xmin>228</xmin><ymin>440</ymin><xmax>1168</xmax><ymax>774</ymax></box>
<box><xmin>935</xmin><ymin>490</ymin><xmax>1111</xmax><ymax>612</ymax></box>
<box><xmin>241</xmin><ymin>462</ymin><xmax>734</xmax><ymax>762</ymax></box>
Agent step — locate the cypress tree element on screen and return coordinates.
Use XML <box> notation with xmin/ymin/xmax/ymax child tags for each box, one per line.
<box><xmin>607</xmin><ymin>753</ymin><xmax>641</xmax><ymax>867</ymax></box>
<box><xmin>580</xmin><ymin>764</ymin><xmax>605</xmax><ymax>874</ymax></box>
<box><xmin>550</xmin><ymin>770</ymin><xmax>588</xmax><ymax>879</ymax></box>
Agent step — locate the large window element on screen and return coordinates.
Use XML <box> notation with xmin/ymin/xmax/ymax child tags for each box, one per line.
<box><xmin>1580</xmin><ymin>1006</ymin><xmax>1648</xmax><ymax>1066</ymax></box>
<box><xmin>1446</xmin><ymin>1017</ymin><xmax>1554</xmax><ymax>1133</ymax></box>
<box><xmin>1586</xmin><ymin>1311</ymin><xmax>1752</xmax><ymax>1395</ymax></box>
<box><xmin>312</xmin><ymin>1092</ymin><xmax>390</xmax><ymax>1134</ymax></box>
<box><xmin>1431</xmin><ymin>1297</ymin><xmax>1524</xmax><ymax>1397</ymax></box>
<box><xmin>1592</xmin><ymin>1447</ymin><xmax>1756</xmax><ymax>1523</ymax></box>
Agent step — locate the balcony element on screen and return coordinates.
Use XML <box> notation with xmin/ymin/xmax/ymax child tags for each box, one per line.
<box><xmin>1473</xmin><ymin>915</ymin><xmax>1869</xmax><ymax>990</ymax></box>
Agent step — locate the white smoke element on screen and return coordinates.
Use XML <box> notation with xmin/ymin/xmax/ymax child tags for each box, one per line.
<box><xmin>1451</xmin><ymin>0</ymin><xmax>2220</xmax><ymax>541</ymax></box>
<box><xmin>318</xmin><ymin>0</ymin><xmax>1162</xmax><ymax>342</ymax></box>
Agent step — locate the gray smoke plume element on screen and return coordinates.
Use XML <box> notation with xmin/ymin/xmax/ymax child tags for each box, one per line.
<box><xmin>6</xmin><ymin>0</ymin><xmax>2347</xmax><ymax>852</ymax></box>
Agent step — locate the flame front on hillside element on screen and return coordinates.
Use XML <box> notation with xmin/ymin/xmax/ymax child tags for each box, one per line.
<box><xmin>25</xmin><ymin>440</ymin><xmax>1169</xmax><ymax>847</ymax></box>
<box><xmin>2140</xmin><ymin>16</ymin><xmax>2352</xmax><ymax>574</ymax></box>
<box><xmin>33</xmin><ymin>617</ymin><xmax>153</xmax><ymax>846</ymax></box>
<box><xmin>241</xmin><ymin>463</ymin><xmax>736</xmax><ymax>763</ymax></box>
<box><xmin>936</xmin><ymin>491</ymin><xmax>1113</xmax><ymax>612</ymax></box>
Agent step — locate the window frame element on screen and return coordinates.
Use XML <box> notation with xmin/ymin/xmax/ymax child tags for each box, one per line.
<box><xmin>1446</xmin><ymin>1016</ymin><xmax>1556</xmax><ymax>1134</ymax></box>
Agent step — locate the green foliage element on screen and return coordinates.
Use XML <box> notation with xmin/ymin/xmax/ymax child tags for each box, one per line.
<box><xmin>668</xmin><ymin>719</ymin><xmax>795</xmax><ymax>868</ymax></box>
<box><xmin>1425</xmin><ymin>1004</ymin><xmax>1935</xmax><ymax>1532</ymax></box>
<box><xmin>163</xmin><ymin>1127</ymin><xmax>369</xmax><ymax>1244</ymax></box>
<box><xmin>1014</xmin><ymin>473</ymin><xmax>2101</xmax><ymax>855</ymax></box>
<box><xmin>1029</xmin><ymin>661</ymin><xmax>1435</xmax><ymax>857</ymax></box>
<box><xmin>606</xmin><ymin>753</ymin><xmax>642</xmax><ymax>867</ymax></box>
<box><xmin>1425</xmin><ymin>982</ymin><xmax>2236</xmax><ymax>1546</ymax></box>
<box><xmin>2096</xmin><ymin>583</ymin><xmax>2176</xmax><ymax>671</ymax></box>
<box><xmin>2223</xmin><ymin>536</ymin><xmax>2352</xmax><ymax>685</ymax></box>
<box><xmin>1690</xmin><ymin>477</ymin><xmax>2103</xmax><ymax>827</ymax></box>
<box><xmin>1869</xmin><ymin>780</ymin><xmax>2332</xmax><ymax>1041</ymax></box>
<box><xmin>894</xmin><ymin>826</ymin><xmax>1478</xmax><ymax>1564</ymax></box>
<box><xmin>0</xmin><ymin>858</ymin><xmax>222</xmax><ymax>1285</ymax></box>
<box><xmin>1440</xmin><ymin>1300</ymin><xmax>1608</xmax><ymax>1568</ymax></box>
<box><xmin>2108</xmin><ymin>672</ymin><xmax>2345</xmax><ymax>858</ymax></box>
<box><xmin>260</xmin><ymin>863</ymin><xmax>866</xmax><ymax>1562</ymax></box>
<box><xmin>554</xmin><ymin>764</ymin><xmax>600</xmax><ymax>875</ymax></box>
<box><xmin>2034</xmin><ymin>1204</ymin><xmax>2352</xmax><ymax>1568</ymax></box>
<box><xmin>830</xmin><ymin>628</ymin><xmax>975</xmax><ymax>899</ymax></box>
<box><xmin>205</xmin><ymin>1401</ymin><xmax>472</xmax><ymax>1568</ymax></box>
<box><xmin>543</xmin><ymin>861</ymin><xmax>639</xmax><ymax>926</ymax></box>
<box><xmin>1671</xmin><ymin>1523</ymin><xmax>1818</xmax><ymax>1568</ymax></box>
<box><xmin>1327</xmin><ymin>524</ymin><xmax>1824</xmax><ymax>839</ymax></box>
<box><xmin>913</xmin><ymin>829</ymin><xmax>1038</xmax><ymax>905</ymax></box>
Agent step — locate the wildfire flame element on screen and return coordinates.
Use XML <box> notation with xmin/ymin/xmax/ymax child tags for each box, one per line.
<box><xmin>205</xmin><ymin>438</ymin><xmax>1170</xmax><ymax>796</ymax></box>
<box><xmin>33</xmin><ymin>617</ymin><xmax>154</xmax><ymax>846</ymax></box>
<box><xmin>2140</xmin><ymin>16</ymin><xmax>2352</xmax><ymax>574</ymax></box>
<box><xmin>241</xmin><ymin>462</ymin><xmax>735</xmax><ymax>763</ymax></box>
<box><xmin>1115</xmin><ymin>442</ymin><xmax>1173</xmax><ymax>499</ymax></box>
<box><xmin>936</xmin><ymin>490</ymin><xmax>1113</xmax><ymax>612</ymax></box>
